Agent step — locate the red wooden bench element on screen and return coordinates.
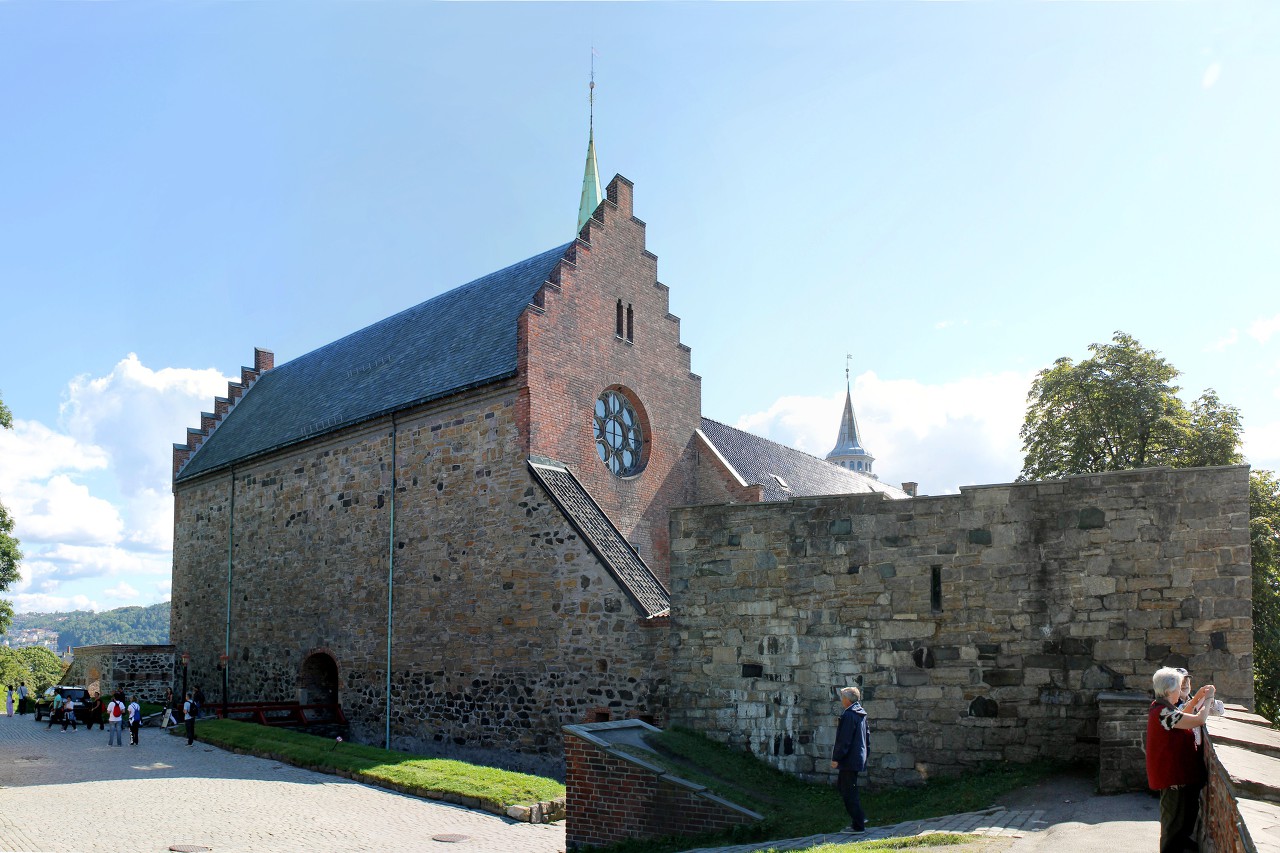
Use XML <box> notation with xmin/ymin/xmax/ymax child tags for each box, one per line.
<box><xmin>213</xmin><ymin>701</ymin><xmax>347</xmax><ymax>727</ymax></box>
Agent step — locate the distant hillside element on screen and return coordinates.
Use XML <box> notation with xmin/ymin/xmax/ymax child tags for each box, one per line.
<box><xmin>4</xmin><ymin>602</ymin><xmax>170</xmax><ymax>650</ymax></box>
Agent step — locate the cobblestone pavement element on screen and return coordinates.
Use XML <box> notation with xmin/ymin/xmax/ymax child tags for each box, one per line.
<box><xmin>0</xmin><ymin>715</ymin><xmax>566</xmax><ymax>853</ymax></box>
<box><xmin>675</xmin><ymin>806</ymin><xmax>1048</xmax><ymax>853</ymax></box>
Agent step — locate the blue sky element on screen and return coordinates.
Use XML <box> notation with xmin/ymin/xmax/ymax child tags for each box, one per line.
<box><xmin>1</xmin><ymin>2</ymin><xmax>1277</xmax><ymax>615</ymax></box>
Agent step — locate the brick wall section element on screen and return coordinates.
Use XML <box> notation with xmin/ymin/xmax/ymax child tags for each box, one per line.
<box><xmin>1096</xmin><ymin>692</ymin><xmax>1150</xmax><ymax>793</ymax></box>
<box><xmin>667</xmin><ymin>465</ymin><xmax>1253</xmax><ymax>785</ymax></box>
<box><xmin>519</xmin><ymin>176</ymin><xmax>704</xmax><ymax>583</ymax></box>
<box><xmin>692</xmin><ymin>430</ymin><xmax>766</xmax><ymax>505</ymax></box>
<box><xmin>62</xmin><ymin>645</ymin><xmax>176</xmax><ymax>704</ymax></box>
<box><xmin>564</xmin><ymin>720</ymin><xmax>761</xmax><ymax>850</ymax></box>
<box><xmin>172</xmin><ymin>385</ymin><xmax>670</xmax><ymax>766</ymax></box>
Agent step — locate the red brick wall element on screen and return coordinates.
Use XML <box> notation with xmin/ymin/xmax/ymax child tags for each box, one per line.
<box><xmin>519</xmin><ymin>176</ymin><xmax>703</xmax><ymax>583</ymax></box>
<box><xmin>564</xmin><ymin>723</ymin><xmax>758</xmax><ymax>849</ymax></box>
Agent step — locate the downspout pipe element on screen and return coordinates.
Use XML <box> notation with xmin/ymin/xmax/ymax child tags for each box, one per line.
<box><xmin>385</xmin><ymin>416</ymin><xmax>396</xmax><ymax>750</ymax></box>
<box><xmin>225</xmin><ymin>468</ymin><xmax>235</xmax><ymax>716</ymax></box>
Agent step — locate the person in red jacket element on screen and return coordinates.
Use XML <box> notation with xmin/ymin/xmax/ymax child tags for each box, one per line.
<box><xmin>1147</xmin><ymin>666</ymin><xmax>1214</xmax><ymax>853</ymax></box>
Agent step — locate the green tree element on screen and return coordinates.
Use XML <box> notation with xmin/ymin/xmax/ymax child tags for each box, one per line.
<box><xmin>0</xmin><ymin>392</ymin><xmax>20</xmax><ymax>634</ymax></box>
<box><xmin>1252</xmin><ymin>471</ymin><xmax>1280</xmax><ymax>720</ymax></box>
<box><xmin>1019</xmin><ymin>332</ymin><xmax>1242</xmax><ymax>480</ymax></box>
<box><xmin>0</xmin><ymin>645</ymin><xmax>64</xmax><ymax>694</ymax></box>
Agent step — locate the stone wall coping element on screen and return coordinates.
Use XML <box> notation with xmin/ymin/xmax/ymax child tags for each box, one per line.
<box><xmin>1222</xmin><ymin>705</ymin><xmax>1272</xmax><ymax>728</ymax></box>
<box><xmin>1210</xmin><ymin>741</ymin><xmax>1280</xmax><ymax>806</ymax></box>
<box><xmin>1235</xmin><ymin>798</ymin><xmax>1280</xmax><ymax>853</ymax></box>
<box><xmin>563</xmin><ymin>718</ymin><xmax>661</xmax><ymax>750</ymax></box>
<box><xmin>1097</xmin><ymin>691</ymin><xmax>1151</xmax><ymax>703</ymax></box>
<box><xmin>73</xmin><ymin>644</ymin><xmax>176</xmax><ymax>654</ymax></box>
<box><xmin>954</xmin><ymin>463</ymin><xmax>1250</xmax><ymax>493</ymax></box>
<box><xmin>1207</xmin><ymin>717</ymin><xmax>1280</xmax><ymax>761</ymax></box>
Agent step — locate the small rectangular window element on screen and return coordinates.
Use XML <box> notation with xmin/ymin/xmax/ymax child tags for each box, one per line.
<box><xmin>930</xmin><ymin>565</ymin><xmax>942</xmax><ymax>612</ymax></box>
<box><xmin>626</xmin><ymin>304</ymin><xmax>634</xmax><ymax>342</ymax></box>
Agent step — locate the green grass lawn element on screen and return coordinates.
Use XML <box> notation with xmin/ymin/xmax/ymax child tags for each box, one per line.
<box><xmin>592</xmin><ymin>726</ymin><xmax>1069</xmax><ymax>853</ymax></box>
<box><xmin>191</xmin><ymin>719</ymin><xmax>564</xmax><ymax>809</ymax></box>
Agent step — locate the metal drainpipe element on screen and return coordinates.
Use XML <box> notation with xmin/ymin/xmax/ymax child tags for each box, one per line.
<box><xmin>225</xmin><ymin>469</ymin><xmax>235</xmax><ymax>714</ymax></box>
<box><xmin>385</xmin><ymin>416</ymin><xmax>396</xmax><ymax>750</ymax></box>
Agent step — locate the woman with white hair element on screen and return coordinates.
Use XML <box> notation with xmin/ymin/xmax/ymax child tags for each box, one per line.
<box><xmin>1147</xmin><ymin>666</ymin><xmax>1213</xmax><ymax>853</ymax></box>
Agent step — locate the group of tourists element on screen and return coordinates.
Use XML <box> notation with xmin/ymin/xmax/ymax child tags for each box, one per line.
<box><xmin>4</xmin><ymin>683</ymin><xmax>30</xmax><ymax>716</ymax></box>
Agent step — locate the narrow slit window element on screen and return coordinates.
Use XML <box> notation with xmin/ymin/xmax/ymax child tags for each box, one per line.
<box><xmin>930</xmin><ymin>565</ymin><xmax>942</xmax><ymax>612</ymax></box>
<box><xmin>616</xmin><ymin>300</ymin><xmax>624</xmax><ymax>338</ymax></box>
<box><xmin>626</xmin><ymin>303</ymin><xmax>634</xmax><ymax>341</ymax></box>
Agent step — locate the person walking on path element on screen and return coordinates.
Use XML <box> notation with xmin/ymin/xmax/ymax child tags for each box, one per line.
<box><xmin>17</xmin><ymin>682</ymin><xmax>27</xmax><ymax>715</ymax></box>
<box><xmin>1148</xmin><ymin>666</ymin><xmax>1213</xmax><ymax>853</ymax></box>
<box><xmin>106</xmin><ymin>693</ymin><xmax>126</xmax><ymax>746</ymax></box>
<box><xmin>47</xmin><ymin>690</ymin><xmax>63</xmax><ymax>729</ymax></box>
<box><xmin>183</xmin><ymin>691</ymin><xmax>197</xmax><ymax>747</ymax></box>
<box><xmin>5</xmin><ymin>685</ymin><xmax>13</xmax><ymax>717</ymax></box>
<box><xmin>159</xmin><ymin>687</ymin><xmax>178</xmax><ymax>729</ymax></box>
<box><xmin>831</xmin><ymin>685</ymin><xmax>871</xmax><ymax>835</ymax></box>
<box><xmin>84</xmin><ymin>694</ymin><xmax>104</xmax><ymax>731</ymax></box>
<box><xmin>60</xmin><ymin>695</ymin><xmax>78</xmax><ymax>732</ymax></box>
<box><xmin>127</xmin><ymin>695</ymin><xmax>141</xmax><ymax>746</ymax></box>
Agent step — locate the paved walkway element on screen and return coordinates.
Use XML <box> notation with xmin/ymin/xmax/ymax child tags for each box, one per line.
<box><xmin>676</xmin><ymin>806</ymin><xmax>1048</xmax><ymax>853</ymax></box>
<box><xmin>0</xmin><ymin>714</ymin><xmax>566</xmax><ymax>853</ymax></box>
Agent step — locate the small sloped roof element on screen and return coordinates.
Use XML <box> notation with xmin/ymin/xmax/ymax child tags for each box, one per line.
<box><xmin>699</xmin><ymin>417</ymin><xmax>909</xmax><ymax>502</ymax></box>
<box><xmin>529</xmin><ymin>459</ymin><xmax>670</xmax><ymax>618</ymax></box>
<box><xmin>177</xmin><ymin>243</ymin><xmax>572</xmax><ymax>482</ymax></box>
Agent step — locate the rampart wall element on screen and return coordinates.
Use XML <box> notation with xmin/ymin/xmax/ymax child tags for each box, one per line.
<box><xmin>667</xmin><ymin>465</ymin><xmax>1253</xmax><ymax>785</ymax></box>
<box><xmin>63</xmin><ymin>644</ymin><xmax>176</xmax><ymax>704</ymax></box>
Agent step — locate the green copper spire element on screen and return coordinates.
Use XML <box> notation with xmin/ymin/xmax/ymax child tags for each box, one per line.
<box><xmin>577</xmin><ymin>65</ymin><xmax>602</xmax><ymax>233</ymax></box>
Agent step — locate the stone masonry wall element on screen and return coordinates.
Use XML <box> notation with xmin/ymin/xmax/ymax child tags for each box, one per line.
<box><xmin>667</xmin><ymin>465</ymin><xmax>1252</xmax><ymax>785</ymax></box>
<box><xmin>172</xmin><ymin>384</ymin><xmax>669</xmax><ymax>772</ymax></box>
<box><xmin>1096</xmin><ymin>691</ymin><xmax>1150</xmax><ymax>794</ymax></box>
<box><xmin>64</xmin><ymin>645</ymin><xmax>176</xmax><ymax>704</ymax></box>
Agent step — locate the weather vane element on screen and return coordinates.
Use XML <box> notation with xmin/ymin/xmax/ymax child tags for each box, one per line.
<box><xmin>846</xmin><ymin>353</ymin><xmax>852</xmax><ymax>384</ymax></box>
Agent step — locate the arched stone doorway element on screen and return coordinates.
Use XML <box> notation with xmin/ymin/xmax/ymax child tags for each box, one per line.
<box><xmin>298</xmin><ymin>651</ymin><xmax>339</xmax><ymax>708</ymax></box>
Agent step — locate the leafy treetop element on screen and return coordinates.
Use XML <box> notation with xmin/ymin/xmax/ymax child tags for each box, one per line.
<box><xmin>1019</xmin><ymin>331</ymin><xmax>1243</xmax><ymax>480</ymax></box>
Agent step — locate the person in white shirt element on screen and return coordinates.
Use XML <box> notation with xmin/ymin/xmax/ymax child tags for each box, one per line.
<box><xmin>127</xmin><ymin>697</ymin><xmax>142</xmax><ymax>746</ymax></box>
<box><xmin>106</xmin><ymin>693</ymin><xmax>126</xmax><ymax>746</ymax></box>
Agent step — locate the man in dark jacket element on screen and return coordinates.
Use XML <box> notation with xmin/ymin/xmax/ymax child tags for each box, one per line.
<box><xmin>830</xmin><ymin>685</ymin><xmax>870</xmax><ymax>834</ymax></box>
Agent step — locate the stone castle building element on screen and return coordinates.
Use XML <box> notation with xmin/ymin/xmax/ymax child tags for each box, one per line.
<box><xmin>170</xmin><ymin>147</ymin><xmax>1252</xmax><ymax>780</ymax></box>
<box><xmin>169</xmin><ymin>172</ymin><xmax>905</xmax><ymax>767</ymax></box>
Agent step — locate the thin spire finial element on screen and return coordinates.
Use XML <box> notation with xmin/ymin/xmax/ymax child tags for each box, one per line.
<box><xmin>589</xmin><ymin>47</ymin><xmax>597</xmax><ymax>135</ymax></box>
<box><xmin>846</xmin><ymin>353</ymin><xmax>852</xmax><ymax>386</ymax></box>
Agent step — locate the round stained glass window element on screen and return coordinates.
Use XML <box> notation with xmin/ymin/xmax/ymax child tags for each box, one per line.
<box><xmin>594</xmin><ymin>390</ymin><xmax>644</xmax><ymax>477</ymax></box>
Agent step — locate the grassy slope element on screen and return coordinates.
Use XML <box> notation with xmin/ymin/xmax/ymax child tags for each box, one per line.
<box><xmin>593</xmin><ymin>726</ymin><xmax>1066</xmax><ymax>853</ymax></box>
<box><xmin>192</xmin><ymin>719</ymin><xmax>564</xmax><ymax>808</ymax></box>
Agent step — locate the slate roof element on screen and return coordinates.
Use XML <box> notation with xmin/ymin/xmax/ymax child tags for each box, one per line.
<box><xmin>528</xmin><ymin>459</ymin><xmax>670</xmax><ymax>618</ymax></box>
<box><xmin>698</xmin><ymin>417</ymin><xmax>910</xmax><ymax>502</ymax></box>
<box><xmin>177</xmin><ymin>243</ymin><xmax>573</xmax><ymax>482</ymax></box>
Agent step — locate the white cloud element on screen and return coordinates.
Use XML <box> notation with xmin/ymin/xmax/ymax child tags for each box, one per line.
<box><xmin>103</xmin><ymin>581</ymin><xmax>140</xmax><ymax>600</ymax></box>
<box><xmin>10</xmin><ymin>593</ymin><xmax>99</xmax><ymax>614</ymax></box>
<box><xmin>1206</xmin><ymin>329</ymin><xmax>1238</xmax><ymax>352</ymax></box>
<box><xmin>1202</xmin><ymin>62</ymin><xmax>1222</xmax><ymax>90</ymax></box>
<box><xmin>15</xmin><ymin>475</ymin><xmax>123</xmax><ymax>547</ymax></box>
<box><xmin>735</xmin><ymin>370</ymin><xmax>1033</xmax><ymax>495</ymax></box>
<box><xmin>59</xmin><ymin>353</ymin><xmax>230</xmax><ymax>496</ymax></box>
<box><xmin>0</xmin><ymin>419</ymin><xmax>108</xmax><ymax>492</ymax></box>
<box><xmin>2</xmin><ymin>354</ymin><xmax>229</xmax><ymax>613</ymax></box>
<box><xmin>1250</xmin><ymin>315</ymin><xmax>1280</xmax><ymax>345</ymax></box>
<box><xmin>934</xmin><ymin>319</ymin><xmax>969</xmax><ymax>331</ymax></box>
